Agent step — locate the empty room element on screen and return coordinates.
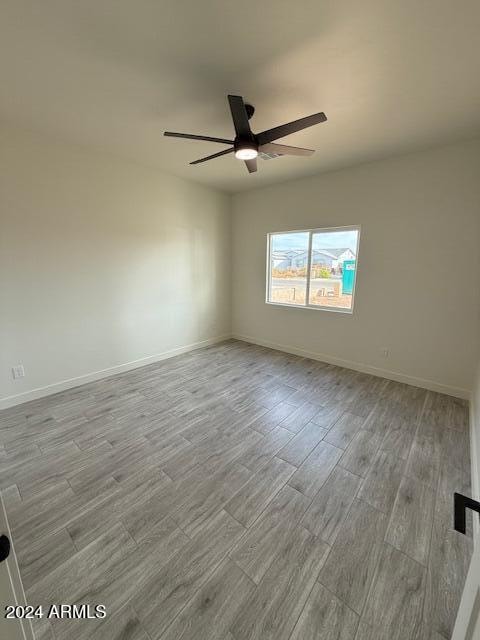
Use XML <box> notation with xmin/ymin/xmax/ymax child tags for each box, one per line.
<box><xmin>1</xmin><ymin>1</ymin><xmax>480</xmax><ymax>639</ymax></box>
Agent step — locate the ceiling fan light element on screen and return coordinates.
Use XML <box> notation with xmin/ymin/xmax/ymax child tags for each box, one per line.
<box><xmin>234</xmin><ymin>147</ymin><xmax>258</xmax><ymax>160</ymax></box>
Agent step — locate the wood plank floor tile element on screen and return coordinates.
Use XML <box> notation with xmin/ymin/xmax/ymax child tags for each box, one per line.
<box><xmin>235</xmin><ymin>426</ymin><xmax>294</xmax><ymax>472</ymax></box>
<box><xmin>324</xmin><ymin>412</ymin><xmax>365</xmax><ymax>450</ymax></box>
<box><xmin>424</xmin><ymin>520</ymin><xmax>473</xmax><ymax>639</ymax></box>
<box><xmin>361</xmin><ymin>544</ymin><xmax>426</xmax><ymax>640</ymax></box>
<box><xmin>319</xmin><ymin>499</ymin><xmax>388</xmax><ymax>614</ymax></box>
<box><xmin>231</xmin><ymin>526</ymin><xmax>329</xmax><ymax>640</ymax></box>
<box><xmin>361</xmin><ymin>405</ymin><xmax>391</xmax><ymax>437</ymax></box>
<box><xmin>385</xmin><ymin>475</ymin><xmax>435</xmax><ymax>565</ymax></box>
<box><xmin>279</xmin><ymin>402</ymin><xmax>319</xmax><ymax>433</ymax></box>
<box><xmin>225</xmin><ymin>456</ymin><xmax>295</xmax><ymax>527</ymax></box>
<box><xmin>357</xmin><ymin>450</ymin><xmax>404</xmax><ymax>514</ymax></box>
<box><xmin>290</xmin><ymin>582</ymin><xmax>359</xmax><ymax>640</ymax></box>
<box><xmin>172</xmin><ymin>462</ymin><xmax>252</xmax><ymax>537</ymax></box>
<box><xmin>27</xmin><ymin>522</ymin><xmax>136</xmax><ymax>607</ymax></box>
<box><xmin>1</xmin><ymin>483</ymin><xmax>21</xmax><ymax>508</ymax></box>
<box><xmin>355</xmin><ymin>620</ymin><xmax>444</xmax><ymax>640</ymax></box>
<box><xmin>16</xmin><ymin>527</ymin><xmax>76</xmax><ymax>590</ymax></box>
<box><xmin>229</xmin><ymin>485</ymin><xmax>310</xmax><ymax>583</ymax></box>
<box><xmin>0</xmin><ymin>442</ymin><xmax>43</xmax><ymax>470</ymax></box>
<box><xmin>339</xmin><ymin>429</ymin><xmax>382</xmax><ymax>477</ymax></box>
<box><xmin>162</xmin><ymin>427</ymin><xmax>261</xmax><ymax>481</ymax></box>
<box><xmin>30</xmin><ymin>619</ymin><xmax>55</xmax><ymax>640</ymax></box>
<box><xmin>345</xmin><ymin>389</ymin><xmax>379</xmax><ymax>419</ymax></box>
<box><xmin>53</xmin><ymin>522</ymin><xmax>188</xmax><ymax>640</ymax></box>
<box><xmin>66</xmin><ymin>467</ymin><xmax>172</xmax><ymax>549</ymax></box>
<box><xmin>276</xmin><ymin>421</ymin><xmax>328</xmax><ymax>467</ymax></box>
<box><xmin>286</xmin><ymin>388</ymin><xmax>328</xmax><ymax>407</ymax></box>
<box><xmin>288</xmin><ymin>440</ymin><xmax>343</xmax><ymax>497</ymax></box>
<box><xmin>301</xmin><ymin>466</ymin><xmax>362</xmax><ymax>543</ymax></box>
<box><xmin>132</xmin><ymin>509</ymin><xmax>245</xmax><ymax>639</ymax></box>
<box><xmin>121</xmin><ymin>464</ymin><xmax>212</xmax><ymax>542</ymax></box>
<box><xmin>248</xmin><ymin>401</ymin><xmax>297</xmax><ymax>435</ymax></box>
<box><xmin>162</xmin><ymin>558</ymin><xmax>255</xmax><ymax>640</ymax></box>
<box><xmin>441</xmin><ymin>428</ymin><xmax>470</xmax><ymax>472</ymax></box>
<box><xmin>405</xmin><ymin>433</ymin><xmax>441</xmax><ymax>490</ymax></box>
<box><xmin>13</xmin><ymin>479</ymin><xmax>120</xmax><ymax>548</ymax></box>
<box><xmin>446</xmin><ymin>399</ymin><xmax>469</xmax><ymax>433</ymax></box>
<box><xmin>311</xmin><ymin>403</ymin><xmax>345</xmax><ymax>429</ymax></box>
<box><xmin>86</xmin><ymin>605</ymin><xmax>150</xmax><ymax>640</ymax></box>
<box><xmin>379</xmin><ymin>417</ymin><xmax>416</xmax><ymax>460</ymax></box>
<box><xmin>411</xmin><ymin>622</ymin><xmax>449</xmax><ymax>640</ymax></box>
<box><xmin>178</xmin><ymin>408</ymin><xmax>243</xmax><ymax>444</ymax></box>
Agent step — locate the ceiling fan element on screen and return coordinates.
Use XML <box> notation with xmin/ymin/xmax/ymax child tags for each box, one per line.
<box><xmin>164</xmin><ymin>95</ymin><xmax>327</xmax><ymax>174</ymax></box>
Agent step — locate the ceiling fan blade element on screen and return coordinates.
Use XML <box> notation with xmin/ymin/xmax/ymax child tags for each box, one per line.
<box><xmin>228</xmin><ymin>95</ymin><xmax>252</xmax><ymax>139</ymax></box>
<box><xmin>164</xmin><ymin>131</ymin><xmax>233</xmax><ymax>145</ymax></box>
<box><xmin>245</xmin><ymin>158</ymin><xmax>257</xmax><ymax>173</ymax></box>
<box><xmin>190</xmin><ymin>147</ymin><xmax>234</xmax><ymax>165</ymax></box>
<box><xmin>257</xmin><ymin>112</ymin><xmax>327</xmax><ymax>145</ymax></box>
<box><xmin>259</xmin><ymin>143</ymin><xmax>315</xmax><ymax>156</ymax></box>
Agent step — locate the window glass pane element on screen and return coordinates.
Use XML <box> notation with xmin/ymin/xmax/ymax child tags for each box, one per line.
<box><xmin>308</xmin><ymin>229</ymin><xmax>359</xmax><ymax>310</ymax></box>
<box><xmin>269</xmin><ymin>232</ymin><xmax>309</xmax><ymax>306</ymax></box>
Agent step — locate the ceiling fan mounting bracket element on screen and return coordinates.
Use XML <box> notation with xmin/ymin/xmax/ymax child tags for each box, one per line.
<box><xmin>244</xmin><ymin>103</ymin><xmax>255</xmax><ymax>120</ymax></box>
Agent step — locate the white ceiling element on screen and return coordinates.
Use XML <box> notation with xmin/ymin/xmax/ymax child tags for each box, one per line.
<box><xmin>1</xmin><ymin>0</ymin><xmax>479</xmax><ymax>193</ymax></box>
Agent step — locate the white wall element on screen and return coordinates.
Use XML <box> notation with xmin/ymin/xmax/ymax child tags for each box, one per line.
<box><xmin>232</xmin><ymin>139</ymin><xmax>480</xmax><ymax>398</ymax></box>
<box><xmin>0</xmin><ymin>126</ymin><xmax>231</xmax><ymax>408</ymax></box>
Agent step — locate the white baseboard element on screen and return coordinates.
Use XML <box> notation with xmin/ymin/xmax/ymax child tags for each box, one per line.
<box><xmin>232</xmin><ymin>333</ymin><xmax>471</xmax><ymax>400</ymax></box>
<box><xmin>1</xmin><ymin>332</ymin><xmax>471</xmax><ymax>409</ymax></box>
<box><xmin>0</xmin><ymin>334</ymin><xmax>232</xmax><ymax>411</ymax></box>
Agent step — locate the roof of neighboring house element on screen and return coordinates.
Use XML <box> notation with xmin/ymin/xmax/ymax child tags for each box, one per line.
<box><xmin>320</xmin><ymin>247</ymin><xmax>354</xmax><ymax>258</ymax></box>
<box><xmin>271</xmin><ymin>250</ymin><xmax>305</xmax><ymax>259</ymax></box>
<box><xmin>311</xmin><ymin>250</ymin><xmax>337</xmax><ymax>259</ymax></box>
<box><xmin>272</xmin><ymin>248</ymin><xmax>356</xmax><ymax>261</ymax></box>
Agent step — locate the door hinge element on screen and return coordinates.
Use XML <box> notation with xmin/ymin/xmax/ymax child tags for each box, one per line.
<box><xmin>454</xmin><ymin>493</ymin><xmax>480</xmax><ymax>535</ymax></box>
<box><xmin>0</xmin><ymin>534</ymin><xmax>10</xmax><ymax>562</ymax></box>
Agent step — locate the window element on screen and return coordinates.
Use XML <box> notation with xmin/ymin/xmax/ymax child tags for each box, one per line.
<box><xmin>267</xmin><ymin>226</ymin><xmax>360</xmax><ymax>312</ymax></box>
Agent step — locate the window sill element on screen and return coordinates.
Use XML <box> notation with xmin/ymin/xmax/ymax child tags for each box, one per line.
<box><xmin>265</xmin><ymin>300</ymin><xmax>354</xmax><ymax>314</ymax></box>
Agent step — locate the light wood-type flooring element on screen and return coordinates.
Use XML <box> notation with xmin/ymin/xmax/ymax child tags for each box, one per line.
<box><xmin>0</xmin><ymin>340</ymin><xmax>473</xmax><ymax>640</ymax></box>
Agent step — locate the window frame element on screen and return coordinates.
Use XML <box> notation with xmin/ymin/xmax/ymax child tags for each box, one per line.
<box><xmin>265</xmin><ymin>224</ymin><xmax>361</xmax><ymax>314</ymax></box>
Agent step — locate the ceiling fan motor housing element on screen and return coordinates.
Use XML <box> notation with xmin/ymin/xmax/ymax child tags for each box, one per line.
<box><xmin>234</xmin><ymin>135</ymin><xmax>258</xmax><ymax>154</ymax></box>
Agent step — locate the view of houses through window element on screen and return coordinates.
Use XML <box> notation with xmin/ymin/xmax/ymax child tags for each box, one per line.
<box><xmin>267</xmin><ymin>226</ymin><xmax>360</xmax><ymax>311</ymax></box>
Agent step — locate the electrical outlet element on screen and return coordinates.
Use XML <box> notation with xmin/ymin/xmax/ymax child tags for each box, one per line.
<box><xmin>381</xmin><ymin>348</ymin><xmax>389</xmax><ymax>358</ymax></box>
<box><xmin>12</xmin><ymin>365</ymin><xmax>25</xmax><ymax>379</ymax></box>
